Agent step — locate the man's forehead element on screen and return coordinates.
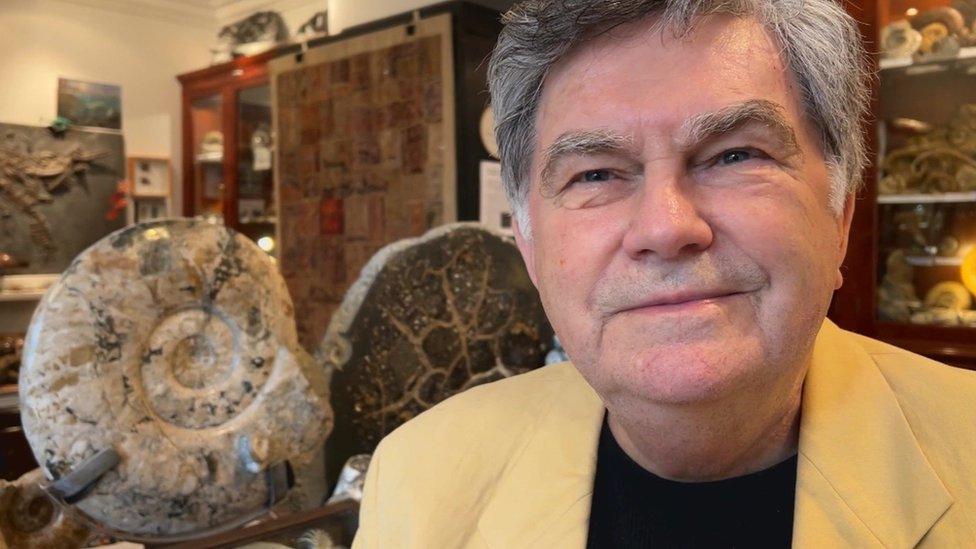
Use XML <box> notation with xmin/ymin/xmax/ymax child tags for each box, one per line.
<box><xmin>540</xmin><ymin>12</ymin><xmax>784</xmax><ymax>89</ymax></box>
<box><xmin>532</xmin><ymin>15</ymin><xmax>804</xmax><ymax>161</ymax></box>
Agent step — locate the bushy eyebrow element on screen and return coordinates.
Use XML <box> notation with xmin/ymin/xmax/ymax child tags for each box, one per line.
<box><xmin>676</xmin><ymin>99</ymin><xmax>800</xmax><ymax>155</ymax></box>
<box><xmin>536</xmin><ymin>100</ymin><xmax>800</xmax><ymax>191</ymax></box>
<box><xmin>539</xmin><ymin>129</ymin><xmax>639</xmax><ymax>192</ymax></box>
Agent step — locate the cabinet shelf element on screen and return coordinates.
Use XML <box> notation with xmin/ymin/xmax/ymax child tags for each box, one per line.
<box><xmin>195</xmin><ymin>151</ymin><xmax>224</xmax><ymax>163</ymax></box>
<box><xmin>903</xmin><ymin>255</ymin><xmax>964</xmax><ymax>267</ymax></box>
<box><xmin>877</xmin><ymin>191</ymin><xmax>976</xmax><ymax>204</ymax></box>
<box><xmin>880</xmin><ymin>46</ymin><xmax>976</xmax><ymax>73</ymax></box>
<box><xmin>0</xmin><ymin>386</ymin><xmax>18</xmax><ymax>413</ymax></box>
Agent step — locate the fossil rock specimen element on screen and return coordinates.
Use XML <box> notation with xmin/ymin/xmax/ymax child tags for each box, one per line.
<box><xmin>0</xmin><ymin>132</ymin><xmax>105</xmax><ymax>255</ymax></box>
<box><xmin>320</xmin><ymin>223</ymin><xmax>551</xmax><ymax>484</ymax></box>
<box><xmin>0</xmin><ymin>469</ymin><xmax>89</xmax><ymax>549</ymax></box>
<box><xmin>19</xmin><ymin>219</ymin><xmax>332</xmax><ymax>537</ymax></box>
<box><xmin>881</xmin><ymin>104</ymin><xmax>976</xmax><ymax>194</ymax></box>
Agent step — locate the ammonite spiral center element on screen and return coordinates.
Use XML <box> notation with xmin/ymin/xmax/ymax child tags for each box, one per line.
<box><xmin>171</xmin><ymin>333</ymin><xmax>229</xmax><ymax>389</ymax></box>
<box><xmin>141</xmin><ymin>308</ymin><xmax>243</xmax><ymax>429</ymax></box>
<box><xmin>9</xmin><ymin>488</ymin><xmax>54</xmax><ymax>533</ymax></box>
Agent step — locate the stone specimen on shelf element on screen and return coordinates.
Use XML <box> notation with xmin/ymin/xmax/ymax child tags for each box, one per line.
<box><xmin>325</xmin><ymin>454</ymin><xmax>370</xmax><ymax>504</ymax></box>
<box><xmin>0</xmin><ymin>469</ymin><xmax>90</xmax><ymax>549</ymax></box>
<box><xmin>924</xmin><ymin>280</ymin><xmax>973</xmax><ymax>310</ymax></box>
<box><xmin>295</xmin><ymin>11</ymin><xmax>328</xmax><ymax>41</ymax></box>
<box><xmin>0</xmin><ymin>335</ymin><xmax>24</xmax><ymax>386</ymax></box>
<box><xmin>881</xmin><ymin>20</ymin><xmax>923</xmax><ymax>58</ymax></box>
<box><xmin>910</xmin><ymin>6</ymin><xmax>976</xmax><ymax>50</ymax></box>
<box><xmin>880</xmin><ymin>104</ymin><xmax>976</xmax><ymax>194</ymax></box>
<box><xmin>877</xmin><ymin>250</ymin><xmax>922</xmax><ymax>323</ymax></box>
<box><xmin>18</xmin><ymin>219</ymin><xmax>332</xmax><ymax>537</ymax></box>
<box><xmin>213</xmin><ymin>11</ymin><xmax>288</xmax><ymax>62</ymax></box>
<box><xmin>909</xmin><ymin>307</ymin><xmax>976</xmax><ymax>326</ymax></box>
<box><xmin>319</xmin><ymin>224</ymin><xmax>551</xmax><ymax>484</ymax></box>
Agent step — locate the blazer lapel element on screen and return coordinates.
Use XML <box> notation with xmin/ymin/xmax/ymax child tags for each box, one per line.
<box><xmin>793</xmin><ymin>321</ymin><xmax>953</xmax><ymax>547</ymax></box>
<box><xmin>476</xmin><ymin>364</ymin><xmax>605</xmax><ymax>549</ymax></box>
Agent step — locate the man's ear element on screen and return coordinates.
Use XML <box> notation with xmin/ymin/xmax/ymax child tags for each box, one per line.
<box><xmin>512</xmin><ymin>216</ymin><xmax>538</xmax><ymax>287</ymax></box>
<box><xmin>834</xmin><ymin>192</ymin><xmax>856</xmax><ymax>290</ymax></box>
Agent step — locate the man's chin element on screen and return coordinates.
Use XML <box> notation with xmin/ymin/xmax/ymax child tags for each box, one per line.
<box><xmin>601</xmin><ymin>343</ymin><xmax>765</xmax><ymax>407</ymax></box>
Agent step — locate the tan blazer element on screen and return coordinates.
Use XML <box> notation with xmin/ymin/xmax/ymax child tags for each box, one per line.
<box><xmin>353</xmin><ymin>320</ymin><xmax>976</xmax><ymax>548</ymax></box>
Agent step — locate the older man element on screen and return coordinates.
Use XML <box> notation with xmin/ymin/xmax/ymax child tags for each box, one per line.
<box><xmin>353</xmin><ymin>0</ymin><xmax>976</xmax><ymax>546</ymax></box>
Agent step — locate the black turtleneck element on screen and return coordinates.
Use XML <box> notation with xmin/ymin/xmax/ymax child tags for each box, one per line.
<box><xmin>586</xmin><ymin>417</ymin><xmax>797</xmax><ymax>548</ymax></box>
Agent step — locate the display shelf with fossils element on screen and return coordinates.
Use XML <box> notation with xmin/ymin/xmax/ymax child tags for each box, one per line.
<box><xmin>880</xmin><ymin>3</ymin><xmax>976</xmax><ymax>69</ymax></box>
<box><xmin>875</xmin><ymin>4</ymin><xmax>976</xmax><ymax>329</ymax></box>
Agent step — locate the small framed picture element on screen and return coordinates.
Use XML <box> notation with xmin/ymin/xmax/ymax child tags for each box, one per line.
<box><xmin>134</xmin><ymin>198</ymin><xmax>168</xmax><ymax>223</ymax></box>
<box><xmin>128</xmin><ymin>156</ymin><xmax>171</xmax><ymax>198</ymax></box>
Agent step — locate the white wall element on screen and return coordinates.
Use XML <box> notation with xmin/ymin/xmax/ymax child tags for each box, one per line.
<box><xmin>328</xmin><ymin>0</ymin><xmax>514</xmax><ymax>34</ymax></box>
<box><xmin>0</xmin><ymin>0</ymin><xmax>216</xmax><ymax>212</ymax></box>
<box><xmin>0</xmin><ymin>0</ymin><xmax>215</xmax><ymax>332</ymax></box>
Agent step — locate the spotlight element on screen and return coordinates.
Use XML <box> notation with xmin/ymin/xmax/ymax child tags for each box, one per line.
<box><xmin>257</xmin><ymin>236</ymin><xmax>275</xmax><ymax>253</ymax></box>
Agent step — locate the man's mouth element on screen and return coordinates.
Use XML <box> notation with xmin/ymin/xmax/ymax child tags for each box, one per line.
<box><xmin>616</xmin><ymin>290</ymin><xmax>748</xmax><ymax>315</ymax></box>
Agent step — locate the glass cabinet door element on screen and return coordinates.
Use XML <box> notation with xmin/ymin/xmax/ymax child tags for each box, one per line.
<box><xmin>877</xmin><ymin>1</ymin><xmax>976</xmax><ymax>327</ymax></box>
<box><xmin>190</xmin><ymin>94</ymin><xmax>225</xmax><ymax>223</ymax></box>
<box><xmin>236</xmin><ymin>84</ymin><xmax>277</xmax><ymax>256</ymax></box>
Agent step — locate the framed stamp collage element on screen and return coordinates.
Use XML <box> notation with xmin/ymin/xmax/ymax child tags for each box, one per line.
<box><xmin>271</xmin><ymin>14</ymin><xmax>457</xmax><ymax>348</ymax></box>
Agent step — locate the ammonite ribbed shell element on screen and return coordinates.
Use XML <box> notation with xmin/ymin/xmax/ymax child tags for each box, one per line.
<box><xmin>18</xmin><ymin>219</ymin><xmax>332</xmax><ymax>537</ymax></box>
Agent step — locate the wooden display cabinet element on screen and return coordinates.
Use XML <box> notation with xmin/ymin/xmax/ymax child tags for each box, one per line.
<box><xmin>832</xmin><ymin>0</ymin><xmax>976</xmax><ymax>369</ymax></box>
<box><xmin>178</xmin><ymin>51</ymin><xmax>279</xmax><ymax>252</ymax></box>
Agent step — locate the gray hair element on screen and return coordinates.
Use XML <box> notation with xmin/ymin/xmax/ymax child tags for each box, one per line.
<box><xmin>488</xmin><ymin>0</ymin><xmax>870</xmax><ymax>235</ymax></box>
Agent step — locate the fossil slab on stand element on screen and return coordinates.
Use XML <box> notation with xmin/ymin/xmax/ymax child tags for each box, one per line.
<box><xmin>320</xmin><ymin>223</ymin><xmax>551</xmax><ymax>484</ymax></box>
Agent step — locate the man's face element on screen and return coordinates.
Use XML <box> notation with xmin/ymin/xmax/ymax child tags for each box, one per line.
<box><xmin>515</xmin><ymin>15</ymin><xmax>854</xmax><ymax>411</ymax></box>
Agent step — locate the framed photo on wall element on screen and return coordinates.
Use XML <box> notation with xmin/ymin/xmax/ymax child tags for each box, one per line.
<box><xmin>57</xmin><ymin>78</ymin><xmax>122</xmax><ymax>132</ymax></box>
<box><xmin>128</xmin><ymin>156</ymin><xmax>172</xmax><ymax>198</ymax></box>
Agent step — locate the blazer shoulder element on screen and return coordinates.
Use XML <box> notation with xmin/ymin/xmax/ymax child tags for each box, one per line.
<box><xmin>846</xmin><ymin>330</ymin><xmax>976</xmax><ymax>430</ymax></box>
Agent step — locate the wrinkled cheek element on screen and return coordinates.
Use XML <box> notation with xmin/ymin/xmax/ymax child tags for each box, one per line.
<box><xmin>535</xmin><ymin>269</ymin><xmax>599</xmax><ymax>364</ymax></box>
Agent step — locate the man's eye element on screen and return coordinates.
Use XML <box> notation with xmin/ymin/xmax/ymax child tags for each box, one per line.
<box><xmin>718</xmin><ymin>149</ymin><xmax>755</xmax><ymax>165</ymax></box>
<box><xmin>579</xmin><ymin>169</ymin><xmax>614</xmax><ymax>183</ymax></box>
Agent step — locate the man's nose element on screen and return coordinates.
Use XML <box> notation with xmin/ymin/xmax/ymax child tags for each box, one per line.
<box><xmin>621</xmin><ymin>177</ymin><xmax>713</xmax><ymax>260</ymax></box>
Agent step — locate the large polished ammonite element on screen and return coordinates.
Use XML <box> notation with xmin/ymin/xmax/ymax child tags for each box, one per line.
<box><xmin>18</xmin><ymin>219</ymin><xmax>332</xmax><ymax>537</ymax></box>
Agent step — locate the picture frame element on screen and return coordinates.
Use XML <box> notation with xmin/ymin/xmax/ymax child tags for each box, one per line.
<box><xmin>57</xmin><ymin>78</ymin><xmax>122</xmax><ymax>132</ymax></box>
<box><xmin>128</xmin><ymin>156</ymin><xmax>172</xmax><ymax>198</ymax></box>
<box><xmin>133</xmin><ymin>198</ymin><xmax>169</xmax><ymax>223</ymax></box>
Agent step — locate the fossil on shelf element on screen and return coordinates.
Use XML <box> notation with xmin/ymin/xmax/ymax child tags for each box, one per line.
<box><xmin>880</xmin><ymin>104</ymin><xmax>976</xmax><ymax>195</ymax></box>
